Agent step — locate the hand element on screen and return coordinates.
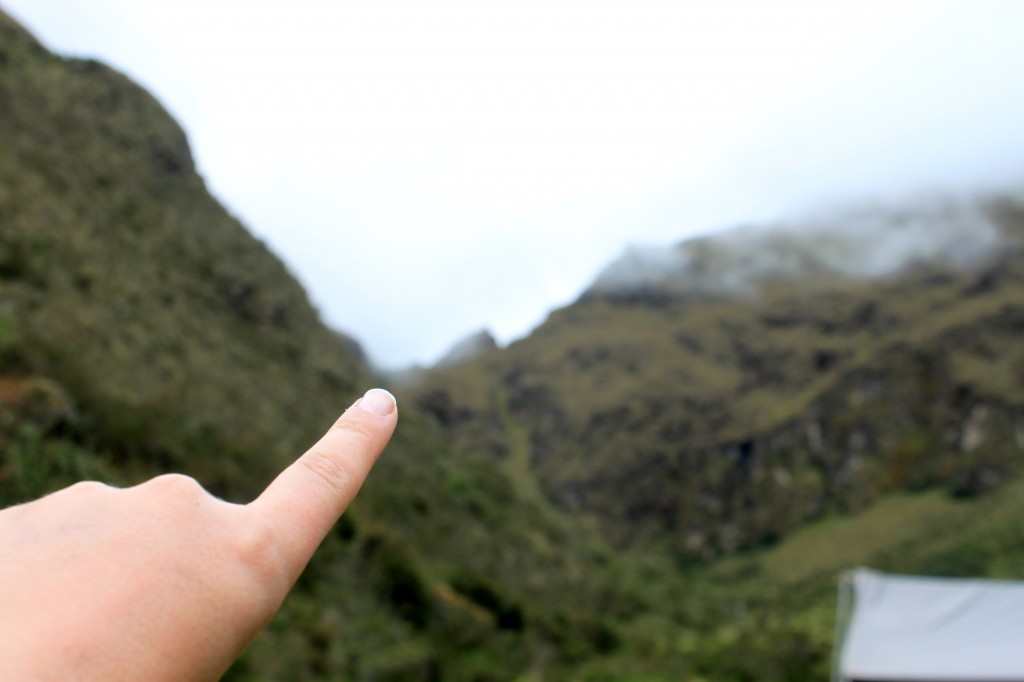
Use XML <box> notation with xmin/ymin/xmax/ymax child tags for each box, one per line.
<box><xmin>0</xmin><ymin>388</ymin><xmax>398</xmax><ymax>681</ymax></box>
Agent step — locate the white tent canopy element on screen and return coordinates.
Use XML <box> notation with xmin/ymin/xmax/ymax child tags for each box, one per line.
<box><xmin>835</xmin><ymin>568</ymin><xmax>1024</xmax><ymax>682</ymax></box>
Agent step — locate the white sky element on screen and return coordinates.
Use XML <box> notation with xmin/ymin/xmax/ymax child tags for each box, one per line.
<box><xmin>4</xmin><ymin>1</ymin><xmax>1024</xmax><ymax>369</ymax></box>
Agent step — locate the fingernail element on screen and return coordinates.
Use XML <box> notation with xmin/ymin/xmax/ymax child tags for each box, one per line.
<box><xmin>359</xmin><ymin>388</ymin><xmax>397</xmax><ymax>416</ymax></box>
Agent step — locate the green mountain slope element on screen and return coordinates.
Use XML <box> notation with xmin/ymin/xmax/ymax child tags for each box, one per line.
<box><xmin>402</xmin><ymin>203</ymin><xmax>1024</xmax><ymax>679</ymax></box>
<box><xmin>0</xmin><ymin>7</ymin><xmax>369</xmax><ymax>496</ymax></box>
<box><xmin>409</xmin><ymin>199</ymin><xmax>1024</xmax><ymax>559</ymax></box>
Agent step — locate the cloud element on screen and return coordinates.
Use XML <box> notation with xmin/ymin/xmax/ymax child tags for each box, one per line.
<box><xmin>590</xmin><ymin>196</ymin><xmax>1005</xmax><ymax>296</ymax></box>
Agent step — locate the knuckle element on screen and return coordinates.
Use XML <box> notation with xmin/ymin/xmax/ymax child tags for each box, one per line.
<box><xmin>146</xmin><ymin>473</ymin><xmax>207</xmax><ymax>498</ymax></box>
<box><xmin>297</xmin><ymin>448</ymin><xmax>355</xmax><ymax>497</ymax></box>
<box><xmin>330</xmin><ymin>414</ymin><xmax>376</xmax><ymax>448</ymax></box>
<box><xmin>50</xmin><ymin>480</ymin><xmax>120</xmax><ymax>505</ymax></box>
<box><xmin>230</xmin><ymin>521</ymin><xmax>275</xmax><ymax>568</ymax></box>
<box><xmin>228</xmin><ymin>521</ymin><xmax>290</xmax><ymax>593</ymax></box>
<box><xmin>66</xmin><ymin>480</ymin><xmax>117</xmax><ymax>495</ymax></box>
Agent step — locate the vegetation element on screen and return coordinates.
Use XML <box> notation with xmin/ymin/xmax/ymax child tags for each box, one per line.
<box><xmin>410</xmin><ymin>209</ymin><xmax>1024</xmax><ymax>558</ymax></box>
<box><xmin>3</xmin><ymin>7</ymin><xmax>1024</xmax><ymax>680</ymax></box>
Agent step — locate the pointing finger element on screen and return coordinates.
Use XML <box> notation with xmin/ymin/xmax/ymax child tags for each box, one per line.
<box><xmin>250</xmin><ymin>388</ymin><xmax>397</xmax><ymax>579</ymax></box>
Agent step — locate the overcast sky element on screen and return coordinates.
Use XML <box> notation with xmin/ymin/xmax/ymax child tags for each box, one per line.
<box><xmin>5</xmin><ymin>1</ymin><xmax>1024</xmax><ymax>369</ymax></box>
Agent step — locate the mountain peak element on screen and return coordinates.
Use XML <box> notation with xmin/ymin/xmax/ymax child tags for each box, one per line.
<box><xmin>436</xmin><ymin>328</ymin><xmax>498</xmax><ymax>368</ymax></box>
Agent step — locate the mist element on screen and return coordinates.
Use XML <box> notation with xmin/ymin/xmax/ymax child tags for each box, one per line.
<box><xmin>590</xmin><ymin>196</ymin><xmax>1008</xmax><ymax>297</ymax></box>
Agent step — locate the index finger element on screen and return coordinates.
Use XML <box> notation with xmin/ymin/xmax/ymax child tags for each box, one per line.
<box><xmin>249</xmin><ymin>388</ymin><xmax>397</xmax><ymax>577</ymax></box>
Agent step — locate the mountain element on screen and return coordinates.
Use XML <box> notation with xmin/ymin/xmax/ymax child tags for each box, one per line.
<box><xmin>0</xmin><ymin>8</ymin><xmax>372</xmax><ymax>497</ymax></box>
<box><xmin>436</xmin><ymin>329</ymin><xmax>499</xmax><ymax>368</ymax></box>
<box><xmin>402</xmin><ymin>197</ymin><xmax>1024</xmax><ymax>680</ymax></box>
<box><xmin>408</xmin><ymin>197</ymin><xmax>1024</xmax><ymax>558</ymax></box>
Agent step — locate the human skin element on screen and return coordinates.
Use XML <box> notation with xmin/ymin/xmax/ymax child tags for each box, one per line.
<box><xmin>0</xmin><ymin>387</ymin><xmax>398</xmax><ymax>681</ymax></box>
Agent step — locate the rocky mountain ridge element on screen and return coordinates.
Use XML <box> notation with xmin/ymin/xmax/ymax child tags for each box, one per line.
<box><xmin>409</xmin><ymin>196</ymin><xmax>1024</xmax><ymax>558</ymax></box>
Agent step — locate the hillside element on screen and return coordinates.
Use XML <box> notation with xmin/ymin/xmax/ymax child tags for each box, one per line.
<box><xmin>408</xmin><ymin>197</ymin><xmax>1024</xmax><ymax>558</ymax></box>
